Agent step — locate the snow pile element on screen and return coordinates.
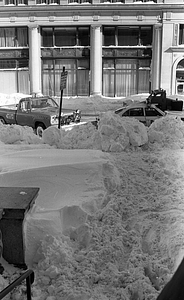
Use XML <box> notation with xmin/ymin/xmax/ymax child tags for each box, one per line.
<box><xmin>0</xmin><ymin>93</ymin><xmax>30</xmax><ymax>106</ymax></box>
<box><xmin>0</xmin><ymin>123</ymin><xmax>42</xmax><ymax>145</ymax></box>
<box><xmin>98</xmin><ymin>112</ymin><xmax>148</xmax><ymax>151</ymax></box>
<box><xmin>42</xmin><ymin>112</ymin><xmax>148</xmax><ymax>152</ymax></box>
<box><xmin>1</xmin><ymin>112</ymin><xmax>184</xmax><ymax>152</ymax></box>
<box><xmin>148</xmin><ymin>115</ymin><xmax>184</xmax><ymax>148</ymax></box>
<box><xmin>22</xmin><ymin>149</ymin><xmax>184</xmax><ymax>300</ymax></box>
<box><xmin>42</xmin><ymin>122</ymin><xmax>100</xmax><ymax>150</ymax></box>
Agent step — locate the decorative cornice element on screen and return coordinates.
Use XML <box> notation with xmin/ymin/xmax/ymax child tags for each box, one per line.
<box><xmin>0</xmin><ymin>4</ymin><xmax>184</xmax><ymax>15</ymax></box>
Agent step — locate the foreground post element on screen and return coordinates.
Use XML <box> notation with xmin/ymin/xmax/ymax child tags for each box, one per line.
<box><xmin>58</xmin><ymin>66</ymin><xmax>68</xmax><ymax>129</ymax></box>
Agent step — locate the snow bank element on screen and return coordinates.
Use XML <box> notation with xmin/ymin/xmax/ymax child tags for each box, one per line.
<box><xmin>42</xmin><ymin>112</ymin><xmax>148</xmax><ymax>152</ymax></box>
<box><xmin>98</xmin><ymin>112</ymin><xmax>148</xmax><ymax>151</ymax></box>
<box><xmin>0</xmin><ymin>123</ymin><xmax>42</xmax><ymax>145</ymax></box>
<box><xmin>148</xmin><ymin>115</ymin><xmax>184</xmax><ymax>149</ymax></box>
<box><xmin>1</xmin><ymin>113</ymin><xmax>184</xmax><ymax>152</ymax></box>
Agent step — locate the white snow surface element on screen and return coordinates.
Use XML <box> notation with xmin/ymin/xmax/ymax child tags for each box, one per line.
<box><xmin>0</xmin><ymin>93</ymin><xmax>184</xmax><ymax>299</ymax></box>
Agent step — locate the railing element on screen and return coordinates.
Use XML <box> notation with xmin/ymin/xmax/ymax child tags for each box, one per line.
<box><xmin>0</xmin><ymin>269</ymin><xmax>34</xmax><ymax>300</ymax></box>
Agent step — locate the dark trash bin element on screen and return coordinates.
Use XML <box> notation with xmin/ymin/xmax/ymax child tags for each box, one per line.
<box><xmin>0</xmin><ymin>187</ymin><xmax>39</xmax><ymax>268</ymax></box>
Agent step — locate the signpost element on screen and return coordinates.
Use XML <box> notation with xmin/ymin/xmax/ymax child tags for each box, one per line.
<box><xmin>58</xmin><ymin>66</ymin><xmax>68</xmax><ymax>129</ymax></box>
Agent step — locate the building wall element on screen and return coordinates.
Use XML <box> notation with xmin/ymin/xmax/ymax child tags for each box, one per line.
<box><xmin>0</xmin><ymin>1</ymin><xmax>184</xmax><ymax>97</ymax></box>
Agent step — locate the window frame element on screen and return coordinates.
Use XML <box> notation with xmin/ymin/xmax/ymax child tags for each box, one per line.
<box><xmin>103</xmin><ymin>25</ymin><xmax>153</xmax><ymax>47</ymax></box>
<box><xmin>41</xmin><ymin>26</ymin><xmax>90</xmax><ymax>47</ymax></box>
<box><xmin>0</xmin><ymin>27</ymin><xmax>28</xmax><ymax>48</ymax></box>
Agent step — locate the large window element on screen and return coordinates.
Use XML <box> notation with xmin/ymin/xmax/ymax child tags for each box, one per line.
<box><xmin>36</xmin><ymin>0</ymin><xmax>59</xmax><ymax>3</ymax></box>
<box><xmin>176</xmin><ymin>59</ymin><xmax>184</xmax><ymax>94</ymax></box>
<box><xmin>100</xmin><ymin>0</ymin><xmax>124</xmax><ymax>2</ymax></box>
<box><xmin>103</xmin><ymin>25</ymin><xmax>152</xmax><ymax>46</ymax></box>
<box><xmin>68</xmin><ymin>0</ymin><xmax>92</xmax><ymax>3</ymax></box>
<box><xmin>102</xmin><ymin>25</ymin><xmax>152</xmax><ymax>97</ymax></box>
<box><xmin>0</xmin><ymin>27</ymin><xmax>28</xmax><ymax>47</ymax></box>
<box><xmin>0</xmin><ymin>59</ymin><xmax>29</xmax><ymax>94</ymax></box>
<box><xmin>103</xmin><ymin>59</ymin><xmax>150</xmax><ymax>97</ymax></box>
<box><xmin>133</xmin><ymin>0</ymin><xmax>157</xmax><ymax>2</ymax></box>
<box><xmin>41</xmin><ymin>26</ymin><xmax>90</xmax><ymax>96</ymax></box>
<box><xmin>41</xmin><ymin>26</ymin><xmax>90</xmax><ymax>47</ymax></box>
<box><xmin>5</xmin><ymin>0</ymin><xmax>28</xmax><ymax>4</ymax></box>
<box><xmin>42</xmin><ymin>59</ymin><xmax>89</xmax><ymax>96</ymax></box>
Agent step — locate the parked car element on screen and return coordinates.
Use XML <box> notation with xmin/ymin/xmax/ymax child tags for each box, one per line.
<box><xmin>115</xmin><ymin>102</ymin><xmax>166</xmax><ymax>126</ymax></box>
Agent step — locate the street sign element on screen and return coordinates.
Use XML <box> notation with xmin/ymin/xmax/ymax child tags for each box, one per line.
<box><xmin>60</xmin><ymin>70</ymin><xmax>68</xmax><ymax>90</ymax></box>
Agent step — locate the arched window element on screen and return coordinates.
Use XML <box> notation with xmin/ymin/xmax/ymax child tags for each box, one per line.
<box><xmin>176</xmin><ymin>59</ymin><xmax>184</xmax><ymax>94</ymax></box>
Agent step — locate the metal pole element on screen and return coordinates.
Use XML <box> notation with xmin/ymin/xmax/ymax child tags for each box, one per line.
<box><xmin>26</xmin><ymin>275</ymin><xmax>32</xmax><ymax>300</ymax></box>
<box><xmin>58</xmin><ymin>66</ymin><xmax>65</xmax><ymax>129</ymax></box>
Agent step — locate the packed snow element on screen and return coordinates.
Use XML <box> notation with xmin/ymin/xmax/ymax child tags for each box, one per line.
<box><xmin>0</xmin><ymin>93</ymin><xmax>184</xmax><ymax>299</ymax></box>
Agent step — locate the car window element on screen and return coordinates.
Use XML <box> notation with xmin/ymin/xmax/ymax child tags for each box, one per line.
<box><xmin>31</xmin><ymin>98</ymin><xmax>58</xmax><ymax>109</ymax></box>
<box><xmin>129</xmin><ymin>108</ymin><xmax>144</xmax><ymax>116</ymax></box>
<box><xmin>20</xmin><ymin>101</ymin><xmax>30</xmax><ymax>111</ymax></box>
<box><xmin>122</xmin><ymin>110</ymin><xmax>129</xmax><ymax>116</ymax></box>
<box><xmin>145</xmin><ymin>107</ymin><xmax>163</xmax><ymax>116</ymax></box>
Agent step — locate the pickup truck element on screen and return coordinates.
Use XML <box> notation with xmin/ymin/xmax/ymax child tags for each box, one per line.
<box><xmin>0</xmin><ymin>96</ymin><xmax>81</xmax><ymax>137</ymax></box>
<box><xmin>146</xmin><ymin>88</ymin><xmax>183</xmax><ymax>111</ymax></box>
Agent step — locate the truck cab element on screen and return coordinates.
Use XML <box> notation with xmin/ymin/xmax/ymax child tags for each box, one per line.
<box><xmin>15</xmin><ymin>97</ymin><xmax>59</xmax><ymax>135</ymax></box>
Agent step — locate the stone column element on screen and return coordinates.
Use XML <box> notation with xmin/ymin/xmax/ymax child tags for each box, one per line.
<box><xmin>151</xmin><ymin>24</ymin><xmax>162</xmax><ymax>91</ymax></box>
<box><xmin>29</xmin><ymin>26</ymin><xmax>41</xmax><ymax>95</ymax></box>
<box><xmin>90</xmin><ymin>25</ymin><xmax>102</xmax><ymax>95</ymax></box>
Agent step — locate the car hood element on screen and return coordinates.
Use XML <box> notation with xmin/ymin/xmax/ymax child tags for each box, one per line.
<box><xmin>32</xmin><ymin>107</ymin><xmax>72</xmax><ymax>116</ymax></box>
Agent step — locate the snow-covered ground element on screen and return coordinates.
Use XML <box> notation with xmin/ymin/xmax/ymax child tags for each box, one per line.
<box><xmin>0</xmin><ymin>93</ymin><xmax>184</xmax><ymax>299</ymax></box>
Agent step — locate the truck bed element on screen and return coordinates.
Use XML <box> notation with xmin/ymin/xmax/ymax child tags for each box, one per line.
<box><xmin>165</xmin><ymin>110</ymin><xmax>184</xmax><ymax>120</ymax></box>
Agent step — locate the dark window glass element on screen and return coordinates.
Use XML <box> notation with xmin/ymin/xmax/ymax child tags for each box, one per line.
<box><xmin>0</xmin><ymin>59</ymin><xmax>28</xmax><ymax>69</ymax></box>
<box><xmin>179</xmin><ymin>25</ymin><xmax>184</xmax><ymax>45</ymax></box>
<box><xmin>145</xmin><ymin>107</ymin><xmax>162</xmax><ymax>116</ymax></box>
<box><xmin>133</xmin><ymin>0</ymin><xmax>156</xmax><ymax>2</ymax></box>
<box><xmin>177</xmin><ymin>59</ymin><xmax>184</xmax><ymax>69</ymax></box>
<box><xmin>36</xmin><ymin>0</ymin><xmax>47</xmax><ymax>3</ymax></box>
<box><xmin>5</xmin><ymin>0</ymin><xmax>15</xmax><ymax>4</ymax></box>
<box><xmin>42</xmin><ymin>28</ymin><xmax>53</xmax><ymax>47</ymax></box>
<box><xmin>129</xmin><ymin>108</ymin><xmax>144</xmax><ymax>116</ymax></box>
<box><xmin>103</xmin><ymin>26</ymin><xmax>152</xmax><ymax>47</ymax></box>
<box><xmin>78</xmin><ymin>27</ymin><xmax>90</xmax><ymax>46</ymax></box>
<box><xmin>18</xmin><ymin>59</ymin><xmax>29</xmax><ymax>68</ymax></box>
<box><xmin>55</xmin><ymin>27</ymin><xmax>76</xmax><ymax>46</ymax></box>
<box><xmin>16</xmin><ymin>28</ymin><xmax>28</xmax><ymax>47</ymax></box>
<box><xmin>103</xmin><ymin>27</ymin><xmax>115</xmax><ymax>46</ymax></box>
<box><xmin>118</xmin><ymin>26</ymin><xmax>139</xmax><ymax>46</ymax></box>
<box><xmin>121</xmin><ymin>110</ymin><xmax>129</xmax><ymax>116</ymax></box>
<box><xmin>17</xmin><ymin>0</ymin><xmax>28</xmax><ymax>4</ymax></box>
<box><xmin>0</xmin><ymin>60</ymin><xmax>16</xmax><ymax>69</ymax></box>
<box><xmin>5</xmin><ymin>28</ymin><xmax>15</xmax><ymax>47</ymax></box>
<box><xmin>49</xmin><ymin>0</ymin><xmax>59</xmax><ymax>3</ymax></box>
<box><xmin>140</xmin><ymin>26</ymin><xmax>152</xmax><ymax>46</ymax></box>
<box><xmin>42</xmin><ymin>26</ymin><xmax>89</xmax><ymax>47</ymax></box>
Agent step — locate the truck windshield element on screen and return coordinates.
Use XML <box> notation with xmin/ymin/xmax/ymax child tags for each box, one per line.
<box><xmin>31</xmin><ymin>98</ymin><xmax>58</xmax><ymax>109</ymax></box>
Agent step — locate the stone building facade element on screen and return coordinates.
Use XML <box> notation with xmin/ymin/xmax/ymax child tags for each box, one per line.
<box><xmin>0</xmin><ymin>0</ymin><xmax>184</xmax><ymax>97</ymax></box>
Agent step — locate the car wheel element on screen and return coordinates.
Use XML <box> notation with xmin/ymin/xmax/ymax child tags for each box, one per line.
<box><xmin>36</xmin><ymin>123</ymin><xmax>45</xmax><ymax>138</ymax></box>
<box><xmin>0</xmin><ymin>117</ymin><xmax>6</xmax><ymax>124</ymax></box>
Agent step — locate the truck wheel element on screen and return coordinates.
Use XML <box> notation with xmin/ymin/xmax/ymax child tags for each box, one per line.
<box><xmin>36</xmin><ymin>123</ymin><xmax>45</xmax><ymax>138</ymax></box>
<box><xmin>0</xmin><ymin>117</ymin><xmax>6</xmax><ymax>124</ymax></box>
